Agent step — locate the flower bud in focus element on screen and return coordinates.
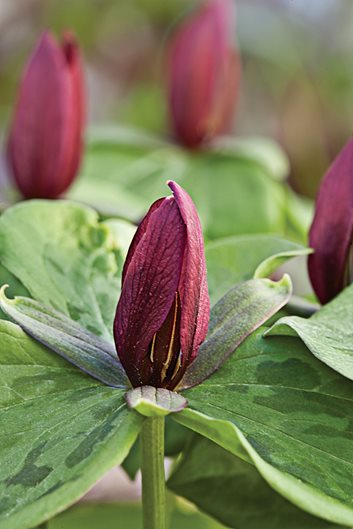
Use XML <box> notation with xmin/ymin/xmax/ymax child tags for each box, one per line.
<box><xmin>114</xmin><ymin>181</ymin><xmax>210</xmax><ymax>390</ymax></box>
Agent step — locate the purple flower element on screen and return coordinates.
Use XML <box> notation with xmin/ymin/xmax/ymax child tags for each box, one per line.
<box><xmin>7</xmin><ymin>31</ymin><xmax>85</xmax><ymax>199</ymax></box>
<box><xmin>308</xmin><ymin>136</ymin><xmax>353</xmax><ymax>304</ymax></box>
<box><xmin>167</xmin><ymin>0</ymin><xmax>240</xmax><ymax>148</ymax></box>
<box><xmin>114</xmin><ymin>181</ymin><xmax>210</xmax><ymax>389</ymax></box>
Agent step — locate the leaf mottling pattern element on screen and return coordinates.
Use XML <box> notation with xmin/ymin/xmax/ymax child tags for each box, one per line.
<box><xmin>0</xmin><ymin>321</ymin><xmax>142</xmax><ymax>529</ymax></box>
<box><xmin>176</xmin><ymin>328</ymin><xmax>353</xmax><ymax>526</ymax></box>
<box><xmin>0</xmin><ymin>201</ymin><xmax>133</xmax><ymax>340</ymax></box>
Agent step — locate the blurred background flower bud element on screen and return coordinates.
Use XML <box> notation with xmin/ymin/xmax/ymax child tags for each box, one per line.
<box><xmin>167</xmin><ymin>0</ymin><xmax>240</xmax><ymax>149</ymax></box>
<box><xmin>308</xmin><ymin>136</ymin><xmax>353</xmax><ymax>304</ymax></box>
<box><xmin>7</xmin><ymin>31</ymin><xmax>85</xmax><ymax>199</ymax></box>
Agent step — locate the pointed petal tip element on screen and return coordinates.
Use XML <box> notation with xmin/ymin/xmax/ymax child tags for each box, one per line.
<box><xmin>36</xmin><ymin>30</ymin><xmax>57</xmax><ymax>51</ymax></box>
<box><xmin>167</xmin><ymin>180</ymin><xmax>180</xmax><ymax>194</ymax></box>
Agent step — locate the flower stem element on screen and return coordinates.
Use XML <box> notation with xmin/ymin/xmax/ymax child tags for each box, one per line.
<box><xmin>140</xmin><ymin>416</ymin><xmax>166</xmax><ymax>529</ymax></box>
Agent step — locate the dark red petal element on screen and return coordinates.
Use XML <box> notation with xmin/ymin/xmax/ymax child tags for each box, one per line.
<box><xmin>114</xmin><ymin>197</ymin><xmax>187</xmax><ymax>387</ymax></box>
<box><xmin>168</xmin><ymin>181</ymin><xmax>210</xmax><ymax>366</ymax></box>
<box><xmin>122</xmin><ymin>198</ymin><xmax>166</xmax><ymax>283</ymax></box>
<box><xmin>168</xmin><ymin>0</ymin><xmax>236</xmax><ymax>147</ymax></box>
<box><xmin>308</xmin><ymin>136</ymin><xmax>353</xmax><ymax>304</ymax></box>
<box><xmin>59</xmin><ymin>31</ymin><xmax>85</xmax><ymax>192</ymax></box>
<box><xmin>7</xmin><ymin>31</ymin><xmax>83</xmax><ymax>199</ymax></box>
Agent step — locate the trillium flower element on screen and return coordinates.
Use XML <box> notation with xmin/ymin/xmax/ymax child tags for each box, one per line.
<box><xmin>309</xmin><ymin>136</ymin><xmax>353</xmax><ymax>304</ymax></box>
<box><xmin>114</xmin><ymin>180</ymin><xmax>210</xmax><ymax>390</ymax></box>
<box><xmin>168</xmin><ymin>0</ymin><xmax>240</xmax><ymax>148</ymax></box>
<box><xmin>7</xmin><ymin>31</ymin><xmax>85</xmax><ymax>199</ymax></box>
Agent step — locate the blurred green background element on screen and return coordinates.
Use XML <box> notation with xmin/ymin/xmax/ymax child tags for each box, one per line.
<box><xmin>1</xmin><ymin>0</ymin><xmax>353</xmax><ymax>198</ymax></box>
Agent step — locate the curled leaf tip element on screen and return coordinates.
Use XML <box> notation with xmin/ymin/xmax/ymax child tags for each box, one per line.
<box><xmin>0</xmin><ymin>284</ymin><xmax>11</xmax><ymax>303</ymax></box>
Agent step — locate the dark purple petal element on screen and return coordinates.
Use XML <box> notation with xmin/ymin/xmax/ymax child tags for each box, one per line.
<box><xmin>59</xmin><ymin>32</ymin><xmax>85</xmax><ymax>192</ymax></box>
<box><xmin>308</xmin><ymin>136</ymin><xmax>353</xmax><ymax>304</ymax></box>
<box><xmin>122</xmin><ymin>198</ymin><xmax>165</xmax><ymax>283</ymax></box>
<box><xmin>114</xmin><ymin>197</ymin><xmax>187</xmax><ymax>387</ymax></box>
<box><xmin>7</xmin><ymin>31</ymin><xmax>84</xmax><ymax>199</ymax></box>
<box><xmin>168</xmin><ymin>0</ymin><xmax>239</xmax><ymax>148</ymax></box>
<box><xmin>168</xmin><ymin>181</ymin><xmax>210</xmax><ymax>368</ymax></box>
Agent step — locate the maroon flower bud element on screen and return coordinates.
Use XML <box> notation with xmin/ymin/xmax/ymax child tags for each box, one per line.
<box><xmin>114</xmin><ymin>181</ymin><xmax>210</xmax><ymax>390</ymax></box>
<box><xmin>7</xmin><ymin>31</ymin><xmax>85</xmax><ymax>199</ymax></box>
<box><xmin>308</xmin><ymin>136</ymin><xmax>353</xmax><ymax>304</ymax></box>
<box><xmin>167</xmin><ymin>0</ymin><xmax>240</xmax><ymax>149</ymax></box>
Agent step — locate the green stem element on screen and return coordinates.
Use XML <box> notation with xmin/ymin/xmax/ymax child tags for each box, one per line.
<box><xmin>140</xmin><ymin>416</ymin><xmax>166</xmax><ymax>529</ymax></box>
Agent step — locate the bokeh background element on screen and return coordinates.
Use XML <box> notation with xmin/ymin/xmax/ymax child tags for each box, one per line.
<box><xmin>0</xmin><ymin>2</ymin><xmax>351</xmax><ymax>527</ymax></box>
<box><xmin>1</xmin><ymin>0</ymin><xmax>353</xmax><ymax>199</ymax></box>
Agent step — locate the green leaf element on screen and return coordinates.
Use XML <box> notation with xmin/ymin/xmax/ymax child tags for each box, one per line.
<box><xmin>168</xmin><ymin>436</ymin><xmax>341</xmax><ymax>529</ymax></box>
<box><xmin>126</xmin><ymin>386</ymin><xmax>188</xmax><ymax>417</ymax></box>
<box><xmin>265</xmin><ymin>283</ymin><xmax>353</xmax><ymax>382</ymax></box>
<box><xmin>73</xmin><ymin>141</ymin><xmax>188</xmax><ymax>218</ymax></box>
<box><xmin>209</xmin><ymin>135</ymin><xmax>290</xmax><ymax>181</ymax></box>
<box><xmin>0</xmin><ymin>201</ymin><xmax>131</xmax><ymax>340</ymax></box>
<box><xmin>180</xmin><ymin>153</ymin><xmax>287</xmax><ymax>240</ymax></box>
<box><xmin>0</xmin><ymin>287</ymin><xmax>128</xmax><ymax>388</ymax></box>
<box><xmin>0</xmin><ymin>320</ymin><xmax>142</xmax><ymax>529</ymax></box>
<box><xmin>205</xmin><ymin>234</ymin><xmax>310</xmax><ymax>304</ymax></box>
<box><xmin>48</xmin><ymin>502</ymin><xmax>227</xmax><ymax>529</ymax></box>
<box><xmin>284</xmin><ymin>187</ymin><xmax>314</xmax><ymax>243</ymax></box>
<box><xmin>174</xmin><ymin>328</ymin><xmax>353</xmax><ymax>525</ymax></box>
<box><xmin>69</xmin><ymin>179</ymin><xmax>147</xmax><ymax>221</ymax></box>
<box><xmin>181</xmin><ymin>276</ymin><xmax>292</xmax><ymax>389</ymax></box>
<box><xmin>78</xmin><ymin>137</ymin><xmax>290</xmax><ymax>240</ymax></box>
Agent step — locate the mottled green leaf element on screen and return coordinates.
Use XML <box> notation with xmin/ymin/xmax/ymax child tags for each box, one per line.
<box><xmin>126</xmin><ymin>386</ymin><xmax>188</xmax><ymax>417</ymax></box>
<box><xmin>175</xmin><ymin>328</ymin><xmax>353</xmax><ymax>525</ymax></box>
<box><xmin>0</xmin><ymin>201</ymin><xmax>133</xmax><ymax>340</ymax></box>
<box><xmin>206</xmin><ymin>234</ymin><xmax>309</xmax><ymax>304</ymax></box>
<box><xmin>181</xmin><ymin>276</ymin><xmax>292</xmax><ymax>389</ymax></box>
<box><xmin>265</xmin><ymin>283</ymin><xmax>353</xmax><ymax>382</ymax></box>
<box><xmin>0</xmin><ymin>320</ymin><xmax>141</xmax><ymax>529</ymax></box>
<box><xmin>169</xmin><ymin>436</ymin><xmax>341</xmax><ymax>529</ymax></box>
<box><xmin>0</xmin><ymin>287</ymin><xmax>128</xmax><ymax>388</ymax></box>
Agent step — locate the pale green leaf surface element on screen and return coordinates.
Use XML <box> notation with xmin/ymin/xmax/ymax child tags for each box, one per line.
<box><xmin>0</xmin><ymin>320</ymin><xmax>142</xmax><ymax>529</ymax></box>
<box><xmin>78</xmin><ymin>141</ymin><xmax>289</xmax><ymax>239</ymax></box>
<box><xmin>181</xmin><ymin>153</ymin><xmax>287</xmax><ymax>240</ymax></box>
<box><xmin>0</xmin><ymin>201</ymin><xmax>129</xmax><ymax>340</ymax></box>
<box><xmin>174</xmin><ymin>328</ymin><xmax>353</xmax><ymax>525</ymax></box>
<box><xmin>265</xmin><ymin>283</ymin><xmax>353</xmax><ymax>381</ymax></box>
<box><xmin>209</xmin><ymin>135</ymin><xmax>290</xmax><ymax>181</ymax></box>
<box><xmin>169</xmin><ymin>436</ymin><xmax>342</xmax><ymax>529</ymax></box>
<box><xmin>205</xmin><ymin>234</ymin><xmax>309</xmax><ymax>304</ymax></box>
